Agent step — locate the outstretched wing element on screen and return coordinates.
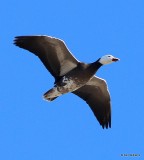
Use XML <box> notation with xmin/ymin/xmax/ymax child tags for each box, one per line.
<box><xmin>14</xmin><ymin>35</ymin><xmax>79</xmax><ymax>79</ymax></box>
<box><xmin>73</xmin><ymin>76</ymin><xmax>111</xmax><ymax>129</ymax></box>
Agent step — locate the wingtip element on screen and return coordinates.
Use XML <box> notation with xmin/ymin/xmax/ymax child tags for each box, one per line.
<box><xmin>13</xmin><ymin>36</ymin><xmax>26</xmax><ymax>47</ymax></box>
<box><xmin>101</xmin><ymin>122</ymin><xmax>111</xmax><ymax>129</ymax></box>
<box><xmin>13</xmin><ymin>36</ymin><xmax>20</xmax><ymax>45</ymax></box>
<box><xmin>13</xmin><ymin>39</ymin><xmax>17</xmax><ymax>46</ymax></box>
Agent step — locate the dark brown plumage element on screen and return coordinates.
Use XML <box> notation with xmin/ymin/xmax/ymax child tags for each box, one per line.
<box><xmin>14</xmin><ymin>35</ymin><xmax>119</xmax><ymax>129</ymax></box>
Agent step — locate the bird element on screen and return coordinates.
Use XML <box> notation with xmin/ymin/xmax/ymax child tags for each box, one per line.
<box><xmin>14</xmin><ymin>35</ymin><xmax>119</xmax><ymax>129</ymax></box>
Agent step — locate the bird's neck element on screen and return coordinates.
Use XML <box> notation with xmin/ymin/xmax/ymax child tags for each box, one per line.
<box><xmin>90</xmin><ymin>59</ymin><xmax>103</xmax><ymax>72</ymax></box>
<box><xmin>86</xmin><ymin>59</ymin><xmax>103</xmax><ymax>76</ymax></box>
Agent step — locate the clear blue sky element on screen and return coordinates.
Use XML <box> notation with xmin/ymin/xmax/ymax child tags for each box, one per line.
<box><xmin>0</xmin><ymin>0</ymin><xmax>144</xmax><ymax>159</ymax></box>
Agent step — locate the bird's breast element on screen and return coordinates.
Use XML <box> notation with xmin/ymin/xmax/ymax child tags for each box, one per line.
<box><xmin>56</xmin><ymin>76</ymin><xmax>86</xmax><ymax>93</ymax></box>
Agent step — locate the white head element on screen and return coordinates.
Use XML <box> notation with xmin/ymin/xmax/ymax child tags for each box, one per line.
<box><xmin>99</xmin><ymin>55</ymin><xmax>120</xmax><ymax>65</ymax></box>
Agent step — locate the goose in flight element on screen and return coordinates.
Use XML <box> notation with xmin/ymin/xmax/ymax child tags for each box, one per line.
<box><xmin>14</xmin><ymin>35</ymin><xmax>119</xmax><ymax>129</ymax></box>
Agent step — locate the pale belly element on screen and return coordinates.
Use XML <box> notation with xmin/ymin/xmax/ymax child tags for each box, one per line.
<box><xmin>43</xmin><ymin>76</ymin><xmax>85</xmax><ymax>101</ymax></box>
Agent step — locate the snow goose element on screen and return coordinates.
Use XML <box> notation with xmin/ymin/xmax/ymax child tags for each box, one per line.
<box><xmin>14</xmin><ymin>35</ymin><xmax>119</xmax><ymax>129</ymax></box>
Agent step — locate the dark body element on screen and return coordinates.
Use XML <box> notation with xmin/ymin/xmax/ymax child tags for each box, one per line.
<box><xmin>14</xmin><ymin>35</ymin><xmax>114</xmax><ymax>129</ymax></box>
<box><xmin>44</xmin><ymin>61</ymin><xmax>102</xmax><ymax>100</ymax></box>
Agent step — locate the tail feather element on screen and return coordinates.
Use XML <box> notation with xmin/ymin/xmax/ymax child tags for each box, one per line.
<box><xmin>43</xmin><ymin>89</ymin><xmax>59</xmax><ymax>101</ymax></box>
<box><xmin>43</xmin><ymin>96</ymin><xmax>58</xmax><ymax>101</ymax></box>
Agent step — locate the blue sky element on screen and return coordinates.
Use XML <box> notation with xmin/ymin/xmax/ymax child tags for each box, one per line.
<box><xmin>0</xmin><ymin>0</ymin><xmax>144</xmax><ymax>159</ymax></box>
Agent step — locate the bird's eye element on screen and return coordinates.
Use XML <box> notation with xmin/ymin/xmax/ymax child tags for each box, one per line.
<box><xmin>108</xmin><ymin>56</ymin><xmax>111</xmax><ymax>57</ymax></box>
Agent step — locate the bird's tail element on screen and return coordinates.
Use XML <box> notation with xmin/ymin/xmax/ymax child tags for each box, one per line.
<box><xmin>43</xmin><ymin>96</ymin><xmax>58</xmax><ymax>101</ymax></box>
<box><xmin>43</xmin><ymin>88</ymin><xmax>60</xmax><ymax>101</ymax></box>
